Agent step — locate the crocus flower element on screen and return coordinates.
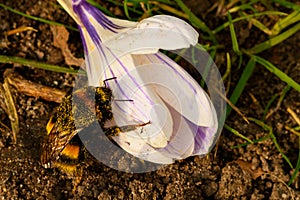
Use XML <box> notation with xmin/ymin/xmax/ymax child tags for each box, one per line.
<box><xmin>57</xmin><ymin>0</ymin><xmax>219</xmax><ymax>165</ymax></box>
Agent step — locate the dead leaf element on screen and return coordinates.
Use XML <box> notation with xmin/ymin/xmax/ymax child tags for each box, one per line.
<box><xmin>50</xmin><ymin>25</ymin><xmax>84</xmax><ymax>66</ymax></box>
<box><xmin>235</xmin><ymin>160</ymin><xmax>264</xmax><ymax>180</ymax></box>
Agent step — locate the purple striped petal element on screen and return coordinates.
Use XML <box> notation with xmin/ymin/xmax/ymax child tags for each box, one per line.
<box><xmin>57</xmin><ymin>0</ymin><xmax>220</xmax><ymax>165</ymax></box>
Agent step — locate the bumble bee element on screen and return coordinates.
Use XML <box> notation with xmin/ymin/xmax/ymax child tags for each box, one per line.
<box><xmin>40</xmin><ymin>85</ymin><xmax>149</xmax><ymax>174</ymax></box>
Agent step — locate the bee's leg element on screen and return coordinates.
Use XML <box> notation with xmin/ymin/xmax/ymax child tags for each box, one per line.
<box><xmin>119</xmin><ymin>121</ymin><xmax>151</xmax><ymax>133</ymax></box>
<box><xmin>105</xmin><ymin>121</ymin><xmax>151</xmax><ymax>138</ymax></box>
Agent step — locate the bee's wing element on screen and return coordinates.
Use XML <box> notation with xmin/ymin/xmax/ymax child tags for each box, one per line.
<box><xmin>40</xmin><ymin>116</ymin><xmax>83</xmax><ymax>167</ymax></box>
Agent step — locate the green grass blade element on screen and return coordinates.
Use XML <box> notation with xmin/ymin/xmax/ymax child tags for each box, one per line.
<box><xmin>129</xmin><ymin>0</ymin><xmax>173</xmax><ymax>4</ymax></box>
<box><xmin>173</xmin><ymin>0</ymin><xmax>218</xmax><ymax>44</ymax></box>
<box><xmin>262</xmin><ymin>94</ymin><xmax>278</xmax><ymax>120</ymax></box>
<box><xmin>226</xmin><ymin>56</ymin><xmax>256</xmax><ymax>118</ymax></box>
<box><xmin>123</xmin><ymin>0</ymin><xmax>132</xmax><ymax>19</ymax></box>
<box><xmin>222</xmin><ymin>53</ymin><xmax>231</xmax><ymax>80</ymax></box>
<box><xmin>0</xmin><ymin>55</ymin><xmax>86</xmax><ymax>75</ymax></box>
<box><xmin>262</xmin><ymin>85</ymin><xmax>291</xmax><ymax>120</ymax></box>
<box><xmin>255</xmin><ymin>56</ymin><xmax>300</xmax><ymax>93</ymax></box>
<box><xmin>231</xmin><ymin>134</ymin><xmax>271</xmax><ymax>149</ymax></box>
<box><xmin>213</xmin><ymin>11</ymin><xmax>287</xmax><ymax>33</ymax></box>
<box><xmin>224</xmin><ymin>124</ymin><xmax>254</xmax><ymax>143</ymax></box>
<box><xmin>271</xmin><ymin>0</ymin><xmax>300</xmax><ymax>10</ymax></box>
<box><xmin>271</xmin><ymin>10</ymin><xmax>300</xmax><ymax>36</ymax></box>
<box><xmin>228</xmin><ymin>3</ymin><xmax>258</xmax><ymax>13</ymax></box>
<box><xmin>245</xmin><ymin>22</ymin><xmax>300</xmax><ymax>54</ymax></box>
<box><xmin>0</xmin><ymin>3</ymin><xmax>78</xmax><ymax>32</ymax></box>
<box><xmin>269</xmin><ymin>132</ymin><xmax>293</xmax><ymax>168</ymax></box>
<box><xmin>228</xmin><ymin>12</ymin><xmax>241</xmax><ymax>55</ymax></box>
<box><xmin>248</xmin><ymin>117</ymin><xmax>293</xmax><ymax>168</ymax></box>
<box><xmin>154</xmin><ymin>0</ymin><xmax>174</xmax><ymax>4</ymax></box>
<box><xmin>87</xmin><ymin>0</ymin><xmax>115</xmax><ymax>17</ymax></box>
<box><xmin>149</xmin><ymin>1</ymin><xmax>188</xmax><ymax>19</ymax></box>
<box><xmin>248</xmin><ymin>17</ymin><xmax>272</xmax><ymax>35</ymax></box>
<box><xmin>288</xmin><ymin>136</ymin><xmax>300</xmax><ymax>185</ymax></box>
<box><xmin>106</xmin><ymin>0</ymin><xmax>143</xmax><ymax>15</ymax></box>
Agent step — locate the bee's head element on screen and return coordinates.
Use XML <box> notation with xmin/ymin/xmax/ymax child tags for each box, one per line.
<box><xmin>95</xmin><ymin>87</ymin><xmax>113</xmax><ymax>105</ymax></box>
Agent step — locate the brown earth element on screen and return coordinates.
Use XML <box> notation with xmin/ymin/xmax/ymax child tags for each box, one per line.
<box><xmin>0</xmin><ymin>0</ymin><xmax>299</xmax><ymax>199</ymax></box>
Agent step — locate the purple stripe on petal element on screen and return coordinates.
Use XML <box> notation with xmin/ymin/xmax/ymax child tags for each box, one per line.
<box><xmin>78</xmin><ymin>26</ymin><xmax>88</xmax><ymax>69</ymax></box>
<box><xmin>73</xmin><ymin>0</ymin><xmax>123</xmax><ymax>32</ymax></box>
<box><xmin>74</xmin><ymin>4</ymin><xmax>114</xmax><ymax>82</ymax></box>
<box><xmin>73</xmin><ymin>3</ymin><xmax>103</xmax><ymax>45</ymax></box>
<box><xmin>88</xmin><ymin>6</ymin><xmax>123</xmax><ymax>32</ymax></box>
<box><xmin>186</xmin><ymin>119</ymin><xmax>216</xmax><ymax>155</ymax></box>
<box><xmin>193</xmin><ymin>127</ymin><xmax>208</xmax><ymax>153</ymax></box>
<box><xmin>161</xmin><ymin>103</ymin><xmax>216</xmax><ymax>158</ymax></box>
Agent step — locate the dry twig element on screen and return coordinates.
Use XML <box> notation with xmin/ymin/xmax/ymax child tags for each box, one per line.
<box><xmin>4</xmin><ymin>69</ymin><xmax>66</xmax><ymax>103</ymax></box>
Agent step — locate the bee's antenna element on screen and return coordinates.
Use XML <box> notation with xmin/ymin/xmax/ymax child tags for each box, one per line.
<box><xmin>113</xmin><ymin>99</ymin><xmax>134</xmax><ymax>102</ymax></box>
<box><xmin>103</xmin><ymin>77</ymin><xmax>133</xmax><ymax>102</ymax></box>
<box><xmin>103</xmin><ymin>77</ymin><xmax>117</xmax><ymax>87</ymax></box>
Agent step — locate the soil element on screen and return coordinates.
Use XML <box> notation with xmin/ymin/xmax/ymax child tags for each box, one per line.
<box><xmin>0</xmin><ymin>0</ymin><xmax>299</xmax><ymax>199</ymax></box>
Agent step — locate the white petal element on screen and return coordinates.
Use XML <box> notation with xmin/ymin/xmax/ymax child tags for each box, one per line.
<box><xmin>57</xmin><ymin>0</ymin><xmax>81</xmax><ymax>25</ymax></box>
<box><xmin>104</xmin><ymin>15</ymin><xmax>199</xmax><ymax>54</ymax></box>
<box><xmin>158</xmin><ymin>104</ymin><xmax>195</xmax><ymax>159</ymax></box>
<box><xmin>113</xmin><ymin>99</ymin><xmax>196</xmax><ymax>163</ymax></box>
<box><xmin>85</xmin><ymin>44</ymin><xmax>141</xmax><ymax>86</ymax></box>
<box><xmin>130</xmin><ymin>54</ymin><xmax>217</xmax><ymax>127</ymax></box>
<box><xmin>113</xmin><ymin>134</ymin><xmax>174</xmax><ymax>164</ymax></box>
<box><xmin>110</xmin><ymin>75</ymin><xmax>174</xmax><ymax>148</ymax></box>
<box><xmin>109</xmin><ymin>58</ymin><xmax>217</xmax><ymax>161</ymax></box>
